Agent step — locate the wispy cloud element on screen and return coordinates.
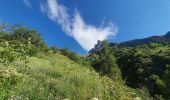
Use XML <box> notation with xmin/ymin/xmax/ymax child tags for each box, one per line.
<box><xmin>40</xmin><ymin>0</ymin><xmax>118</xmax><ymax>51</ymax></box>
<box><xmin>23</xmin><ymin>0</ymin><xmax>32</xmax><ymax>8</ymax></box>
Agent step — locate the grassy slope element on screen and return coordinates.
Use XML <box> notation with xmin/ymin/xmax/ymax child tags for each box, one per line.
<box><xmin>0</xmin><ymin>47</ymin><xmax>145</xmax><ymax>100</ymax></box>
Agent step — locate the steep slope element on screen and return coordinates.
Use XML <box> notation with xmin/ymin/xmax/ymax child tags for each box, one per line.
<box><xmin>0</xmin><ymin>47</ymin><xmax>142</xmax><ymax>100</ymax></box>
<box><xmin>0</xmin><ymin>26</ymin><xmax>146</xmax><ymax>100</ymax></box>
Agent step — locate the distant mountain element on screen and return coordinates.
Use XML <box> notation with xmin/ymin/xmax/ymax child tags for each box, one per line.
<box><xmin>119</xmin><ymin>31</ymin><xmax>170</xmax><ymax>47</ymax></box>
<box><xmin>89</xmin><ymin>31</ymin><xmax>170</xmax><ymax>53</ymax></box>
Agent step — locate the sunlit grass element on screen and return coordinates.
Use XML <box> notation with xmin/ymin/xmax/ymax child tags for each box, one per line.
<box><xmin>0</xmin><ymin>52</ymin><xmax>138</xmax><ymax>100</ymax></box>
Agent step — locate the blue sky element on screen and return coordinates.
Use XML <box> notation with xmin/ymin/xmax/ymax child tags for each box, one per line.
<box><xmin>0</xmin><ymin>0</ymin><xmax>170</xmax><ymax>54</ymax></box>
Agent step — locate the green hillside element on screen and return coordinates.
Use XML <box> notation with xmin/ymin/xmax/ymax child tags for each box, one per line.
<box><xmin>0</xmin><ymin>25</ymin><xmax>147</xmax><ymax>100</ymax></box>
<box><xmin>0</xmin><ymin>51</ymin><xmax>132</xmax><ymax>100</ymax></box>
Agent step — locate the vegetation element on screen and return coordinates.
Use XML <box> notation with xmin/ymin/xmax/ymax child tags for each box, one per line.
<box><xmin>88</xmin><ymin>39</ymin><xmax>170</xmax><ymax>99</ymax></box>
<box><xmin>2</xmin><ymin>24</ymin><xmax>170</xmax><ymax>99</ymax></box>
<box><xmin>88</xmin><ymin>41</ymin><xmax>121</xmax><ymax>80</ymax></box>
<box><xmin>0</xmin><ymin>24</ymin><xmax>145</xmax><ymax>100</ymax></box>
<box><xmin>113</xmin><ymin>43</ymin><xmax>170</xmax><ymax>99</ymax></box>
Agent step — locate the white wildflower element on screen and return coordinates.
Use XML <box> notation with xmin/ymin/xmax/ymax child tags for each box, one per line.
<box><xmin>28</xmin><ymin>41</ymin><xmax>31</xmax><ymax>44</ymax></box>
<box><xmin>5</xmin><ymin>41</ymin><xmax>9</xmax><ymax>46</ymax></box>
<box><xmin>90</xmin><ymin>98</ymin><xmax>99</xmax><ymax>100</ymax></box>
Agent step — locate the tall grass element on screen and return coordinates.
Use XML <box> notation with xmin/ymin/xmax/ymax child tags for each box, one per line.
<box><xmin>0</xmin><ymin>52</ymin><xmax>140</xmax><ymax>100</ymax></box>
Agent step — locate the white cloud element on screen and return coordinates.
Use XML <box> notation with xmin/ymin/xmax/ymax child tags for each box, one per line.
<box><xmin>23</xmin><ymin>0</ymin><xmax>32</xmax><ymax>8</ymax></box>
<box><xmin>40</xmin><ymin>0</ymin><xmax>118</xmax><ymax>51</ymax></box>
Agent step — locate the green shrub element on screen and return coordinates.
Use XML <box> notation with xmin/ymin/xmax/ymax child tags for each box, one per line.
<box><xmin>0</xmin><ymin>47</ymin><xmax>18</xmax><ymax>64</ymax></box>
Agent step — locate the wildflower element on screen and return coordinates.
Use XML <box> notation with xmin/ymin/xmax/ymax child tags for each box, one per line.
<box><xmin>90</xmin><ymin>98</ymin><xmax>99</xmax><ymax>100</ymax></box>
<box><xmin>25</xmin><ymin>98</ymin><xmax>29</xmax><ymax>100</ymax></box>
<box><xmin>134</xmin><ymin>97</ymin><xmax>142</xmax><ymax>100</ymax></box>
<box><xmin>5</xmin><ymin>41</ymin><xmax>9</xmax><ymax>46</ymax></box>
<box><xmin>28</xmin><ymin>37</ymin><xmax>31</xmax><ymax>40</ymax></box>
<box><xmin>16</xmin><ymin>95</ymin><xmax>22</xmax><ymax>100</ymax></box>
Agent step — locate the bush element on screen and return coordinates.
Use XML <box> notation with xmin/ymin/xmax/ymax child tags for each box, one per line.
<box><xmin>0</xmin><ymin>47</ymin><xmax>18</xmax><ymax>64</ymax></box>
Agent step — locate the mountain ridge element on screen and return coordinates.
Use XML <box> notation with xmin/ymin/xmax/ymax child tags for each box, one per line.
<box><xmin>119</xmin><ymin>31</ymin><xmax>170</xmax><ymax>47</ymax></box>
<box><xmin>89</xmin><ymin>31</ymin><xmax>170</xmax><ymax>54</ymax></box>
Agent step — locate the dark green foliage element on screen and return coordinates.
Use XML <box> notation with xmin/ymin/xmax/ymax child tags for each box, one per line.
<box><xmin>161</xmin><ymin>65</ymin><xmax>170</xmax><ymax>99</ymax></box>
<box><xmin>88</xmin><ymin>41</ymin><xmax>121</xmax><ymax>79</ymax></box>
<box><xmin>116</xmin><ymin>47</ymin><xmax>153</xmax><ymax>87</ymax></box>
<box><xmin>113</xmin><ymin>43</ymin><xmax>170</xmax><ymax>99</ymax></box>
<box><xmin>89</xmin><ymin>41</ymin><xmax>170</xmax><ymax>99</ymax></box>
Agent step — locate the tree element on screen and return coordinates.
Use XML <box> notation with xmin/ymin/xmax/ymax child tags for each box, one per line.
<box><xmin>0</xmin><ymin>24</ymin><xmax>48</xmax><ymax>55</ymax></box>
<box><xmin>88</xmin><ymin>40</ymin><xmax>121</xmax><ymax>79</ymax></box>
<box><xmin>162</xmin><ymin>65</ymin><xmax>170</xmax><ymax>99</ymax></box>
